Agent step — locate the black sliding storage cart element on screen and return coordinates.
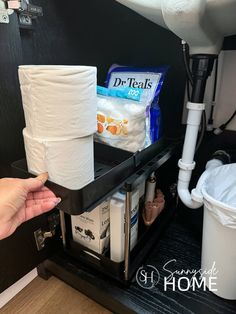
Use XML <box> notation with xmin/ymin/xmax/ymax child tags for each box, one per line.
<box><xmin>12</xmin><ymin>138</ymin><xmax>181</xmax><ymax>311</ymax></box>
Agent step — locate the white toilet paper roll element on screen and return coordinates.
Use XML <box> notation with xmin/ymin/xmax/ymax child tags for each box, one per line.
<box><xmin>19</xmin><ymin>65</ymin><xmax>97</xmax><ymax>140</ymax></box>
<box><xmin>23</xmin><ymin>129</ymin><xmax>94</xmax><ymax>190</ymax></box>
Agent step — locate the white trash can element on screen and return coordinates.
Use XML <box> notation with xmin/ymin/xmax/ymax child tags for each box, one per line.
<box><xmin>201</xmin><ymin>163</ymin><xmax>236</xmax><ymax>300</ymax></box>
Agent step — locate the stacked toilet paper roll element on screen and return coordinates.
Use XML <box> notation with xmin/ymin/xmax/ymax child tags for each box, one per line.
<box><xmin>19</xmin><ymin>65</ymin><xmax>97</xmax><ymax>190</ymax></box>
<box><xmin>23</xmin><ymin>129</ymin><xmax>94</xmax><ymax>189</ymax></box>
<box><xmin>19</xmin><ymin>65</ymin><xmax>97</xmax><ymax>140</ymax></box>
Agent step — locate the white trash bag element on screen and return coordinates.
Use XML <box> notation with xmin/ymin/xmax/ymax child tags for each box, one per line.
<box><xmin>201</xmin><ymin>163</ymin><xmax>236</xmax><ymax>300</ymax></box>
<box><xmin>202</xmin><ymin>163</ymin><xmax>236</xmax><ymax>228</ymax></box>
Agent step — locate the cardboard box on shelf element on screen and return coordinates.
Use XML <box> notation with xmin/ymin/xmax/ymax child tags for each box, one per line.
<box><xmin>71</xmin><ymin>200</ymin><xmax>110</xmax><ymax>254</ymax></box>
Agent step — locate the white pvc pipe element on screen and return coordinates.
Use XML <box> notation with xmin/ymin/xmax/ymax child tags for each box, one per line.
<box><xmin>181</xmin><ymin>125</ymin><xmax>200</xmax><ymax>163</ymax></box>
<box><xmin>178</xmin><ymin>168</ymin><xmax>203</xmax><ymax>208</ymax></box>
<box><xmin>181</xmin><ymin>103</ymin><xmax>204</xmax><ymax>163</ymax></box>
<box><xmin>177</xmin><ymin>100</ymin><xmax>224</xmax><ymax>208</ymax></box>
<box><xmin>177</xmin><ymin>101</ymin><xmax>205</xmax><ymax>208</ymax></box>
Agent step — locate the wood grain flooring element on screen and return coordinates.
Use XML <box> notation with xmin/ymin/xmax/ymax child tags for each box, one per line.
<box><xmin>1</xmin><ymin>276</ymin><xmax>111</xmax><ymax>314</ymax></box>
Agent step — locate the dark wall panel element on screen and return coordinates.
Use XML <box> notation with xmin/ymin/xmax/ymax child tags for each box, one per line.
<box><xmin>223</xmin><ymin>35</ymin><xmax>236</xmax><ymax>50</ymax></box>
<box><xmin>0</xmin><ymin>14</ymin><xmax>25</xmax><ymax>164</ymax></box>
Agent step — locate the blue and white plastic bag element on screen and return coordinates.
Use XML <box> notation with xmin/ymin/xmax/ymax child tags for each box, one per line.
<box><xmin>106</xmin><ymin>65</ymin><xmax>168</xmax><ymax>145</ymax></box>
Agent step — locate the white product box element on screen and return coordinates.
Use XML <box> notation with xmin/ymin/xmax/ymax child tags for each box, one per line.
<box><xmin>71</xmin><ymin>200</ymin><xmax>110</xmax><ymax>254</ymax></box>
<box><xmin>110</xmin><ymin>189</ymin><xmax>139</xmax><ymax>262</ymax></box>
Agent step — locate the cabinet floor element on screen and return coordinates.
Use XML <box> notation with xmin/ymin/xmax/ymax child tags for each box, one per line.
<box><xmin>1</xmin><ymin>276</ymin><xmax>110</xmax><ymax>314</ymax></box>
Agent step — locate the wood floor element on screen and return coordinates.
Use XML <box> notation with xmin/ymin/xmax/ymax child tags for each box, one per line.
<box><xmin>1</xmin><ymin>276</ymin><xmax>111</xmax><ymax>314</ymax></box>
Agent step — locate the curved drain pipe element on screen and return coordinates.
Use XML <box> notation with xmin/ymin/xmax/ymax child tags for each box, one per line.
<box><xmin>177</xmin><ymin>101</ymin><xmax>229</xmax><ymax>209</ymax></box>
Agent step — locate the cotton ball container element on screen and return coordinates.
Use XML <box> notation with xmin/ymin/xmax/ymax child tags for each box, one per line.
<box><xmin>96</xmin><ymin>95</ymin><xmax>146</xmax><ymax>152</ymax></box>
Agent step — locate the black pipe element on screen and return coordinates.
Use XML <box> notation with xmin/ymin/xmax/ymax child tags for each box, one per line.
<box><xmin>190</xmin><ymin>54</ymin><xmax>217</xmax><ymax>151</ymax></box>
<box><xmin>191</xmin><ymin>54</ymin><xmax>216</xmax><ymax>103</ymax></box>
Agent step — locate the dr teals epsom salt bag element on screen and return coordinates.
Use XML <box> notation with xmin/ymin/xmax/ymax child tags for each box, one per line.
<box><xmin>106</xmin><ymin>65</ymin><xmax>168</xmax><ymax>145</ymax></box>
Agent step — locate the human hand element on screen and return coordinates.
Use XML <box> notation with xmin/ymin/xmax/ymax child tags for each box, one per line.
<box><xmin>0</xmin><ymin>173</ymin><xmax>60</xmax><ymax>240</ymax></box>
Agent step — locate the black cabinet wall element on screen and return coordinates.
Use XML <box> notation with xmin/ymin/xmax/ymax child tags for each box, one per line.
<box><xmin>0</xmin><ymin>14</ymin><xmax>25</xmax><ymax>164</ymax></box>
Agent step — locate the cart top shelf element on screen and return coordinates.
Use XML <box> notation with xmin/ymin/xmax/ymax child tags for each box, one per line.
<box><xmin>12</xmin><ymin>139</ymin><xmax>181</xmax><ymax>215</ymax></box>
